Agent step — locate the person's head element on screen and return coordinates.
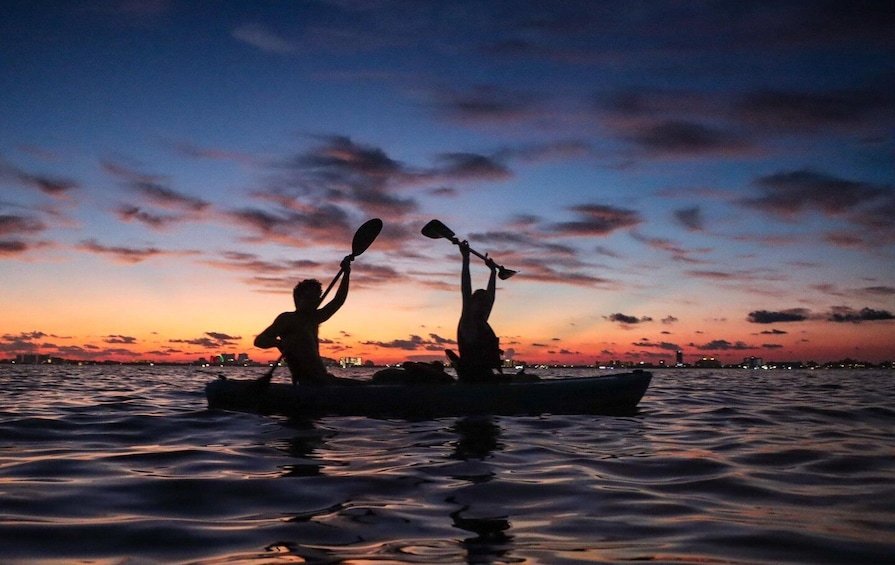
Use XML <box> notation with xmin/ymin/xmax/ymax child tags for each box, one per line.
<box><xmin>469</xmin><ymin>288</ymin><xmax>490</xmax><ymax>318</ymax></box>
<box><xmin>293</xmin><ymin>279</ymin><xmax>322</xmax><ymax>311</ymax></box>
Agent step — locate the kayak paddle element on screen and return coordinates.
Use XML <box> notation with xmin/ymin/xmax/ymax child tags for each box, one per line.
<box><xmin>257</xmin><ymin>218</ymin><xmax>383</xmax><ymax>386</ymax></box>
<box><xmin>422</xmin><ymin>219</ymin><xmax>517</xmax><ymax>280</ymax></box>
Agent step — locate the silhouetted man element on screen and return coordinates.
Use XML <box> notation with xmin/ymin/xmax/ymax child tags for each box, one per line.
<box><xmin>254</xmin><ymin>256</ymin><xmax>351</xmax><ymax>385</ymax></box>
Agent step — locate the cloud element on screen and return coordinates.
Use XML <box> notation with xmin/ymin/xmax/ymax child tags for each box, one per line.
<box><xmin>104</xmin><ymin>335</ymin><xmax>137</xmax><ymax>344</ymax></box>
<box><xmin>549</xmin><ymin>204</ymin><xmax>642</xmax><ymax>237</ymax></box>
<box><xmin>77</xmin><ymin>239</ymin><xmax>197</xmax><ymax>264</ymax></box>
<box><xmin>0</xmin><ymin>214</ymin><xmax>45</xmax><ymax>237</ymax></box>
<box><xmin>744</xmin><ymin>169</ymin><xmax>890</xmax><ymax>218</ymax></box>
<box><xmin>632</xmin><ymin>232</ymin><xmax>711</xmax><ymax>264</ymax></box>
<box><xmin>103</xmin><ymin>160</ymin><xmax>210</xmax><ymax>229</ymax></box>
<box><xmin>434</xmin><ymin>152</ymin><xmax>512</xmax><ymax>181</ymax></box>
<box><xmin>740</xmin><ymin>169</ymin><xmax>895</xmax><ymax>246</ymax></box>
<box><xmin>692</xmin><ymin>340</ymin><xmax>756</xmax><ymax>351</ymax></box>
<box><xmin>827</xmin><ymin>306</ymin><xmax>895</xmax><ymax>323</ymax></box>
<box><xmin>170</xmin><ymin>331</ymin><xmax>242</xmax><ymax>349</ymax></box>
<box><xmin>626</xmin><ymin>120</ymin><xmax>750</xmax><ymax>157</ymax></box>
<box><xmin>362</xmin><ymin>333</ymin><xmax>456</xmax><ymax>351</ymax></box>
<box><xmin>661</xmin><ymin>316</ymin><xmax>679</xmax><ymax>325</ymax></box>
<box><xmin>632</xmin><ymin>339</ymin><xmax>681</xmax><ymax>351</ymax></box>
<box><xmin>433</xmin><ymin>84</ymin><xmax>543</xmax><ymax>124</ymax></box>
<box><xmin>226</xmin><ymin>202</ymin><xmax>354</xmax><ymax>249</ymax></box>
<box><xmin>607</xmin><ymin>313</ymin><xmax>653</xmax><ymax>325</ymax></box>
<box><xmin>116</xmin><ymin>205</ymin><xmax>182</xmax><ymax>230</ymax></box>
<box><xmin>232</xmin><ymin>23</ymin><xmax>298</xmax><ymax>54</ymax></box>
<box><xmin>731</xmin><ymin>86</ymin><xmax>895</xmax><ymax>134</ymax></box>
<box><xmin>674</xmin><ymin>206</ymin><xmax>703</xmax><ymax>231</ymax></box>
<box><xmin>747</xmin><ymin>309</ymin><xmax>811</xmax><ymax>323</ymax></box>
<box><xmin>1</xmin><ymin>159</ymin><xmax>79</xmax><ymax>198</ymax></box>
<box><xmin>859</xmin><ymin>286</ymin><xmax>895</xmax><ymax>296</ymax></box>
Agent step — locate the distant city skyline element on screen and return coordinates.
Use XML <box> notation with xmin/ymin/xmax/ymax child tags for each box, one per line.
<box><xmin>2</xmin><ymin>1</ymin><xmax>893</xmax><ymax>366</ymax></box>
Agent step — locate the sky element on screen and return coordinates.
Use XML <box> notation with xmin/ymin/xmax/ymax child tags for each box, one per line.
<box><xmin>2</xmin><ymin>0</ymin><xmax>894</xmax><ymax>366</ymax></box>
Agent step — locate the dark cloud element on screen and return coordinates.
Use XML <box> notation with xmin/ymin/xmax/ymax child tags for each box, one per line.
<box><xmin>0</xmin><ymin>214</ymin><xmax>45</xmax><ymax>236</ymax></box>
<box><xmin>626</xmin><ymin>120</ymin><xmax>750</xmax><ymax>157</ymax></box>
<box><xmin>2</xmin><ymin>331</ymin><xmax>50</xmax><ymax>342</ymax></box>
<box><xmin>0</xmin><ymin>240</ymin><xmax>30</xmax><ymax>256</ymax></box>
<box><xmin>633</xmin><ymin>339</ymin><xmax>681</xmax><ymax>351</ymax></box>
<box><xmin>77</xmin><ymin>239</ymin><xmax>197</xmax><ymax>264</ymax></box>
<box><xmin>732</xmin><ymin>86</ymin><xmax>895</xmax><ymax>133</ymax></box>
<box><xmin>206</xmin><ymin>332</ymin><xmax>241</xmax><ymax>342</ymax></box>
<box><xmin>674</xmin><ymin>206</ymin><xmax>703</xmax><ymax>232</ymax></box>
<box><xmin>741</xmin><ymin>169</ymin><xmax>895</xmax><ymax>246</ymax></box>
<box><xmin>1</xmin><ymin>160</ymin><xmax>79</xmax><ymax>198</ymax></box>
<box><xmin>744</xmin><ymin>169</ymin><xmax>890</xmax><ymax>218</ymax></box>
<box><xmin>116</xmin><ymin>205</ymin><xmax>182</xmax><ymax>230</ymax></box>
<box><xmin>758</xmin><ymin>329</ymin><xmax>788</xmax><ymax>335</ymax></box>
<box><xmin>859</xmin><ymin>286</ymin><xmax>895</xmax><ymax>296</ymax></box>
<box><xmin>134</xmin><ymin>181</ymin><xmax>209</xmax><ymax>212</ymax></box>
<box><xmin>170</xmin><ymin>331</ymin><xmax>242</xmax><ymax>349</ymax></box>
<box><xmin>362</xmin><ymin>333</ymin><xmax>455</xmax><ymax>351</ymax></box>
<box><xmin>693</xmin><ymin>340</ymin><xmax>756</xmax><ymax>351</ymax></box>
<box><xmin>226</xmin><ymin>203</ymin><xmax>353</xmax><ymax>248</ymax></box>
<box><xmin>549</xmin><ymin>204</ymin><xmax>641</xmax><ymax>237</ymax></box>
<box><xmin>104</xmin><ymin>335</ymin><xmax>137</xmax><ymax>344</ymax></box>
<box><xmin>747</xmin><ymin>309</ymin><xmax>811</xmax><ymax>323</ymax></box>
<box><xmin>632</xmin><ymin>232</ymin><xmax>711</xmax><ymax>264</ymax></box>
<box><xmin>827</xmin><ymin>306</ymin><xmax>895</xmax><ymax>323</ymax></box>
<box><xmin>434</xmin><ymin>84</ymin><xmax>542</xmax><ymax>123</ymax></box>
<box><xmin>104</xmin><ymin>161</ymin><xmax>209</xmax><ymax>212</ymax></box>
<box><xmin>434</xmin><ymin>152</ymin><xmax>512</xmax><ymax>181</ymax></box>
<box><xmin>661</xmin><ymin>316</ymin><xmax>679</xmax><ymax>325</ymax></box>
<box><xmin>607</xmin><ymin>313</ymin><xmax>653</xmax><ymax>325</ymax></box>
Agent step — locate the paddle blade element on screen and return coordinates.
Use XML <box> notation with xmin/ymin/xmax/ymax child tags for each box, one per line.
<box><xmin>421</xmin><ymin>219</ymin><xmax>455</xmax><ymax>240</ymax></box>
<box><xmin>351</xmin><ymin>218</ymin><xmax>383</xmax><ymax>257</ymax></box>
<box><xmin>497</xmin><ymin>267</ymin><xmax>518</xmax><ymax>280</ymax></box>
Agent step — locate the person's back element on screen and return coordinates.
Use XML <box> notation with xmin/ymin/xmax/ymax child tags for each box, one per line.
<box><xmin>457</xmin><ymin>309</ymin><xmax>502</xmax><ymax>382</ymax></box>
<box><xmin>273</xmin><ymin>310</ymin><xmax>330</xmax><ymax>385</ymax></box>
<box><xmin>451</xmin><ymin>242</ymin><xmax>504</xmax><ymax>383</ymax></box>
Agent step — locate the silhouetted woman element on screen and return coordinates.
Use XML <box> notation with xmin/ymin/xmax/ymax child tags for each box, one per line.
<box><xmin>447</xmin><ymin>241</ymin><xmax>504</xmax><ymax>382</ymax></box>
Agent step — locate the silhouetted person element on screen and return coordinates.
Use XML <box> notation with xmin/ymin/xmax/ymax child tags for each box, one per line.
<box><xmin>446</xmin><ymin>241</ymin><xmax>505</xmax><ymax>382</ymax></box>
<box><xmin>254</xmin><ymin>256</ymin><xmax>352</xmax><ymax>386</ymax></box>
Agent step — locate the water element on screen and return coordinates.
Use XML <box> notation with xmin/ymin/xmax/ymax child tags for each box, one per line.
<box><xmin>1</xmin><ymin>366</ymin><xmax>893</xmax><ymax>564</ymax></box>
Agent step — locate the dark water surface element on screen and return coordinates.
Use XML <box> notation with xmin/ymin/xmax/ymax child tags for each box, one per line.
<box><xmin>1</xmin><ymin>366</ymin><xmax>892</xmax><ymax>564</ymax></box>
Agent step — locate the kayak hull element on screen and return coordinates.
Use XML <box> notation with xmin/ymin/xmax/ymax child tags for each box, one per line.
<box><xmin>205</xmin><ymin>370</ymin><xmax>652</xmax><ymax>418</ymax></box>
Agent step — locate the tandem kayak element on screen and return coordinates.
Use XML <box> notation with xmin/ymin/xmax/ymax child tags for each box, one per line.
<box><xmin>205</xmin><ymin>370</ymin><xmax>652</xmax><ymax>419</ymax></box>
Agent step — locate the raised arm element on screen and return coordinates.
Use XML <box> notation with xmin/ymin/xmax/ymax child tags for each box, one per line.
<box><xmin>316</xmin><ymin>255</ymin><xmax>352</xmax><ymax>323</ymax></box>
<box><xmin>482</xmin><ymin>257</ymin><xmax>497</xmax><ymax>318</ymax></box>
<box><xmin>460</xmin><ymin>240</ymin><xmax>472</xmax><ymax>307</ymax></box>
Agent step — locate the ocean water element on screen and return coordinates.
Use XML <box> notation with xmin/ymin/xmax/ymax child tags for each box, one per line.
<box><xmin>0</xmin><ymin>366</ymin><xmax>892</xmax><ymax>564</ymax></box>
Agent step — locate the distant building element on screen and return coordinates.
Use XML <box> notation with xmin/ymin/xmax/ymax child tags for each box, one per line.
<box><xmin>675</xmin><ymin>350</ymin><xmax>684</xmax><ymax>366</ymax></box>
<box><xmin>695</xmin><ymin>356</ymin><xmax>722</xmax><ymax>368</ymax></box>
<box><xmin>340</xmin><ymin>356</ymin><xmax>363</xmax><ymax>367</ymax></box>
<box><xmin>742</xmin><ymin>356</ymin><xmax>764</xmax><ymax>369</ymax></box>
<box><xmin>15</xmin><ymin>354</ymin><xmax>51</xmax><ymax>364</ymax></box>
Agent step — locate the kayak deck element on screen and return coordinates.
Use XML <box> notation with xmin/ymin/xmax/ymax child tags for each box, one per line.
<box><xmin>205</xmin><ymin>370</ymin><xmax>652</xmax><ymax>419</ymax></box>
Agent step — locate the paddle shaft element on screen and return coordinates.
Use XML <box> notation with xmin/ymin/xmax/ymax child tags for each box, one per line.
<box><xmin>422</xmin><ymin>219</ymin><xmax>516</xmax><ymax>279</ymax></box>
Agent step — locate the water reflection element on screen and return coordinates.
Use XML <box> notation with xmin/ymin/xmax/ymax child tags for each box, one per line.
<box><xmin>450</xmin><ymin>416</ymin><xmax>503</xmax><ymax>462</ymax></box>
<box><xmin>448</xmin><ymin>417</ymin><xmax>517</xmax><ymax>564</ymax></box>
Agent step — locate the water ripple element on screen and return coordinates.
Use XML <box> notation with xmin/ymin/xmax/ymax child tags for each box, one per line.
<box><xmin>0</xmin><ymin>366</ymin><xmax>893</xmax><ymax>564</ymax></box>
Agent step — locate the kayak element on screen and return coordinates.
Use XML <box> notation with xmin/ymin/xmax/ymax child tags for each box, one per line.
<box><xmin>205</xmin><ymin>370</ymin><xmax>652</xmax><ymax>419</ymax></box>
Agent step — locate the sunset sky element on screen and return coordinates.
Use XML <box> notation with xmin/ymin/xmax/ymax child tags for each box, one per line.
<box><xmin>2</xmin><ymin>1</ymin><xmax>894</xmax><ymax>366</ymax></box>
